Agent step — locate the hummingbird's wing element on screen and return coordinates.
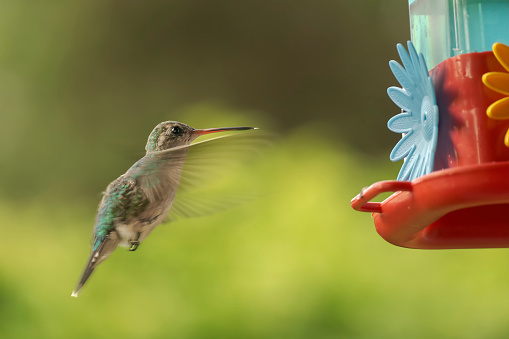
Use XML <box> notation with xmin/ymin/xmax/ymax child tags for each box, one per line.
<box><xmin>177</xmin><ymin>132</ymin><xmax>268</xmax><ymax>190</ymax></box>
<box><xmin>168</xmin><ymin>193</ymin><xmax>256</xmax><ymax>221</ymax></box>
<box><xmin>128</xmin><ymin>131</ymin><xmax>269</xmax><ymax>219</ymax></box>
<box><xmin>169</xmin><ymin>131</ymin><xmax>271</xmax><ymax>220</ymax></box>
<box><xmin>126</xmin><ymin>146</ymin><xmax>189</xmax><ymax>203</ymax></box>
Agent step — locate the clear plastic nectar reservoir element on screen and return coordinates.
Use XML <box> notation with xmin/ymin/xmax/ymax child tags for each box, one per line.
<box><xmin>409</xmin><ymin>0</ymin><xmax>509</xmax><ymax>69</ymax></box>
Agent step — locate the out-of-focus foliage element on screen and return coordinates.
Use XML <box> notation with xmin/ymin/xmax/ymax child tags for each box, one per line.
<box><xmin>0</xmin><ymin>1</ymin><xmax>508</xmax><ymax>339</ymax></box>
<box><xmin>0</xmin><ymin>136</ymin><xmax>508</xmax><ymax>339</ymax></box>
<box><xmin>0</xmin><ymin>0</ymin><xmax>407</xmax><ymax>199</ymax></box>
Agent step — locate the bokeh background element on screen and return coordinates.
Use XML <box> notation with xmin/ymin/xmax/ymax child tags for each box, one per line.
<box><xmin>0</xmin><ymin>1</ymin><xmax>507</xmax><ymax>338</ymax></box>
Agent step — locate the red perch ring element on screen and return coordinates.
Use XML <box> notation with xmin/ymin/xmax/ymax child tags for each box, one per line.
<box><xmin>351</xmin><ymin>162</ymin><xmax>509</xmax><ymax>249</ymax></box>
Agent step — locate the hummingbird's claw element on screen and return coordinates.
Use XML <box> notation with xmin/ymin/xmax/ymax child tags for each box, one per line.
<box><xmin>128</xmin><ymin>241</ymin><xmax>140</xmax><ymax>251</ymax></box>
<box><xmin>128</xmin><ymin>232</ymin><xmax>141</xmax><ymax>251</ymax></box>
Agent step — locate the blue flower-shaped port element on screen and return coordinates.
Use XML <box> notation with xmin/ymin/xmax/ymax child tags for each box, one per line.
<box><xmin>387</xmin><ymin>41</ymin><xmax>439</xmax><ymax>181</ymax></box>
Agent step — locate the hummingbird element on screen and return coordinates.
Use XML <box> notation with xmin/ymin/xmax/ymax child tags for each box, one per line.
<box><xmin>72</xmin><ymin>121</ymin><xmax>256</xmax><ymax>297</ymax></box>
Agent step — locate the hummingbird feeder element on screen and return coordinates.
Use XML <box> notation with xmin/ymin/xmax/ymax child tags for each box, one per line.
<box><xmin>351</xmin><ymin>0</ymin><xmax>509</xmax><ymax>249</ymax></box>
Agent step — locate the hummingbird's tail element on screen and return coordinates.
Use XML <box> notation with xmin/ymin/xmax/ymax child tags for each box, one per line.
<box><xmin>72</xmin><ymin>235</ymin><xmax>119</xmax><ymax>297</ymax></box>
<box><xmin>72</xmin><ymin>251</ymin><xmax>98</xmax><ymax>297</ymax></box>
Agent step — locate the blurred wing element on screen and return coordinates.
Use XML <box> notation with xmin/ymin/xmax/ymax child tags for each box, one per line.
<box><xmin>126</xmin><ymin>147</ymin><xmax>189</xmax><ymax>203</ymax></box>
<box><xmin>132</xmin><ymin>130</ymin><xmax>270</xmax><ymax>220</ymax></box>
<box><xmin>167</xmin><ymin>193</ymin><xmax>257</xmax><ymax>222</ymax></box>
<box><xmin>178</xmin><ymin>131</ymin><xmax>271</xmax><ymax>192</ymax></box>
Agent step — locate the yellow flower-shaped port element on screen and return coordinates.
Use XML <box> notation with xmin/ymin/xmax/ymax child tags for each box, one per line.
<box><xmin>483</xmin><ymin>43</ymin><xmax>509</xmax><ymax>147</ymax></box>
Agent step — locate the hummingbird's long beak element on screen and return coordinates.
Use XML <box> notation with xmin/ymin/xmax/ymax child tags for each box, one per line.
<box><xmin>193</xmin><ymin>126</ymin><xmax>257</xmax><ymax>136</ymax></box>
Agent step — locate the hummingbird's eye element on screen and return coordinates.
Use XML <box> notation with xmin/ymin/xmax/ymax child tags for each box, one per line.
<box><xmin>171</xmin><ymin>126</ymin><xmax>182</xmax><ymax>135</ymax></box>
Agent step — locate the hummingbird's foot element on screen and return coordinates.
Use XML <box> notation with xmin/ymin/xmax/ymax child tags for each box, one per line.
<box><xmin>128</xmin><ymin>232</ymin><xmax>141</xmax><ymax>251</ymax></box>
<box><xmin>128</xmin><ymin>241</ymin><xmax>140</xmax><ymax>251</ymax></box>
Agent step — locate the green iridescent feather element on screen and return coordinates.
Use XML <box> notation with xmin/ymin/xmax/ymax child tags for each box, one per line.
<box><xmin>92</xmin><ymin>177</ymin><xmax>148</xmax><ymax>250</ymax></box>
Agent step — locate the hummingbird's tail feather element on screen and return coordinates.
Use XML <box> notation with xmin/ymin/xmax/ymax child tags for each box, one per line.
<box><xmin>72</xmin><ymin>235</ymin><xmax>119</xmax><ymax>297</ymax></box>
<box><xmin>71</xmin><ymin>251</ymin><xmax>99</xmax><ymax>297</ymax></box>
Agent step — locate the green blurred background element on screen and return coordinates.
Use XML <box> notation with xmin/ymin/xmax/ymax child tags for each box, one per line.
<box><xmin>0</xmin><ymin>1</ymin><xmax>507</xmax><ymax>338</ymax></box>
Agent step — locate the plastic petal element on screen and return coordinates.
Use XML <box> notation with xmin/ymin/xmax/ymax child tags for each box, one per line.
<box><xmin>487</xmin><ymin>97</ymin><xmax>509</xmax><ymax>119</ymax></box>
<box><xmin>408</xmin><ymin>153</ymin><xmax>424</xmax><ymax>180</ymax></box>
<box><xmin>397</xmin><ymin>44</ymin><xmax>418</xmax><ymax>86</ymax></box>
<box><xmin>390</xmin><ymin>131</ymin><xmax>417</xmax><ymax>161</ymax></box>
<box><xmin>397</xmin><ymin>148</ymin><xmax>417</xmax><ymax>181</ymax></box>
<box><xmin>483</xmin><ymin>72</ymin><xmax>509</xmax><ymax>96</ymax></box>
<box><xmin>493</xmin><ymin>42</ymin><xmax>509</xmax><ymax>73</ymax></box>
<box><xmin>387</xmin><ymin>87</ymin><xmax>414</xmax><ymax>112</ymax></box>
<box><xmin>387</xmin><ymin>112</ymin><xmax>414</xmax><ymax>133</ymax></box>
<box><xmin>389</xmin><ymin>60</ymin><xmax>413</xmax><ymax>91</ymax></box>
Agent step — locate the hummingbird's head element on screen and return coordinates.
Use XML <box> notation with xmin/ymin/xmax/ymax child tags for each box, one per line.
<box><xmin>146</xmin><ymin>120</ymin><xmax>257</xmax><ymax>152</ymax></box>
<box><xmin>145</xmin><ymin>121</ymin><xmax>196</xmax><ymax>151</ymax></box>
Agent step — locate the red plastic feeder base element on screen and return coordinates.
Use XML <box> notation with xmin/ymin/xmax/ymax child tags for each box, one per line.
<box><xmin>351</xmin><ymin>162</ymin><xmax>509</xmax><ymax>249</ymax></box>
<box><xmin>353</xmin><ymin>51</ymin><xmax>509</xmax><ymax>249</ymax></box>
